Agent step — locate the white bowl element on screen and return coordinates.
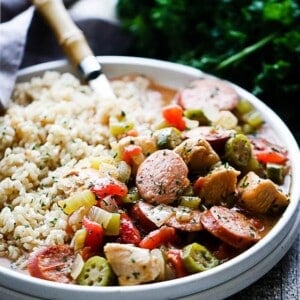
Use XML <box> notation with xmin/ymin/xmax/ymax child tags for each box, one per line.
<box><xmin>0</xmin><ymin>56</ymin><xmax>299</xmax><ymax>300</ymax></box>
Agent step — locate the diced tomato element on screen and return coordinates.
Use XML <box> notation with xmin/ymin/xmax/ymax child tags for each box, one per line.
<box><xmin>126</xmin><ymin>129</ymin><xmax>139</xmax><ymax>137</ymax></box>
<box><xmin>65</xmin><ymin>221</ymin><xmax>74</xmax><ymax>235</ymax></box>
<box><xmin>193</xmin><ymin>176</ymin><xmax>205</xmax><ymax>194</ymax></box>
<box><xmin>90</xmin><ymin>177</ymin><xmax>128</xmax><ymax>199</ymax></box>
<box><xmin>119</xmin><ymin>212</ymin><xmax>141</xmax><ymax>245</ymax></box>
<box><xmin>82</xmin><ymin>216</ymin><xmax>104</xmax><ymax>252</ymax></box>
<box><xmin>27</xmin><ymin>244</ymin><xmax>75</xmax><ymax>283</ymax></box>
<box><xmin>251</xmin><ymin>137</ymin><xmax>288</xmax><ymax>164</ymax></box>
<box><xmin>166</xmin><ymin>248</ymin><xmax>188</xmax><ymax>278</ymax></box>
<box><xmin>122</xmin><ymin>144</ymin><xmax>143</xmax><ymax>165</ymax></box>
<box><xmin>139</xmin><ymin>226</ymin><xmax>177</xmax><ymax>249</ymax></box>
<box><xmin>254</xmin><ymin>149</ymin><xmax>287</xmax><ymax>164</ymax></box>
<box><xmin>162</xmin><ymin>104</ymin><xmax>186</xmax><ymax>131</ymax></box>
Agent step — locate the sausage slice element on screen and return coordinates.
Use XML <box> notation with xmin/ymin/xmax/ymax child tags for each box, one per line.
<box><xmin>237</xmin><ymin>171</ymin><xmax>289</xmax><ymax>214</ymax></box>
<box><xmin>136</xmin><ymin>149</ymin><xmax>190</xmax><ymax>205</ymax></box>
<box><xmin>184</xmin><ymin>126</ymin><xmax>233</xmax><ymax>152</ymax></box>
<box><xmin>27</xmin><ymin>245</ymin><xmax>75</xmax><ymax>283</ymax></box>
<box><xmin>201</xmin><ymin>206</ymin><xmax>261</xmax><ymax>249</ymax></box>
<box><xmin>131</xmin><ymin>201</ymin><xmax>174</xmax><ymax>230</ymax></box>
<box><xmin>166</xmin><ymin>207</ymin><xmax>204</xmax><ymax>232</ymax></box>
<box><xmin>177</xmin><ymin>78</ymin><xmax>239</xmax><ymax>111</ymax></box>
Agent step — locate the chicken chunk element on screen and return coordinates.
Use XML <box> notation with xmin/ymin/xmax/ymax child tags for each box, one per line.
<box><xmin>196</xmin><ymin>163</ymin><xmax>240</xmax><ymax>207</ymax></box>
<box><xmin>174</xmin><ymin>138</ymin><xmax>220</xmax><ymax>174</ymax></box>
<box><xmin>104</xmin><ymin>243</ymin><xmax>163</xmax><ymax>285</ymax></box>
<box><xmin>237</xmin><ymin>171</ymin><xmax>289</xmax><ymax>214</ymax></box>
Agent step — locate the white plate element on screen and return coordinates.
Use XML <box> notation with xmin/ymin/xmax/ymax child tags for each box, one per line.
<box><xmin>0</xmin><ymin>56</ymin><xmax>299</xmax><ymax>300</ymax></box>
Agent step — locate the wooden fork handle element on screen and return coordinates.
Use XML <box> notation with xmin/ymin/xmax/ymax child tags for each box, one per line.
<box><xmin>32</xmin><ymin>0</ymin><xmax>93</xmax><ymax>67</ymax></box>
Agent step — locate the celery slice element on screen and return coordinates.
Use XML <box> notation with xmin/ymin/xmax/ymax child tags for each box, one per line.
<box><xmin>105</xmin><ymin>213</ymin><xmax>121</xmax><ymax>236</ymax></box>
<box><xmin>58</xmin><ymin>190</ymin><xmax>97</xmax><ymax>215</ymax></box>
<box><xmin>71</xmin><ymin>228</ymin><xmax>87</xmax><ymax>251</ymax></box>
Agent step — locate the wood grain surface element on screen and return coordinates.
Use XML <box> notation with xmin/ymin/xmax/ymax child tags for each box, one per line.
<box><xmin>227</xmin><ymin>233</ymin><xmax>299</xmax><ymax>300</ymax></box>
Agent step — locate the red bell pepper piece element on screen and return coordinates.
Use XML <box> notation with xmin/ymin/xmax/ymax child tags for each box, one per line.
<box><xmin>119</xmin><ymin>212</ymin><xmax>141</xmax><ymax>245</ymax></box>
<box><xmin>139</xmin><ymin>225</ymin><xmax>177</xmax><ymax>249</ymax></box>
<box><xmin>122</xmin><ymin>144</ymin><xmax>143</xmax><ymax>165</ymax></box>
<box><xmin>90</xmin><ymin>177</ymin><xmax>128</xmax><ymax>199</ymax></box>
<box><xmin>251</xmin><ymin>137</ymin><xmax>288</xmax><ymax>164</ymax></box>
<box><xmin>166</xmin><ymin>248</ymin><xmax>188</xmax><ymax>278</ymax></box>
<box><xmin>162</xmin><ymin>104</ymin><xmax>186</xmax><ymax>131</ymax></box>
<box><xmin>254</xmin><ymin>149</ymin><xmax>287</xmax><ymax>164</ymax></box>
<box><xmin>82</xmin><ymin>216</ymin><xmax>104</xmax><ymax>252</ymax></box>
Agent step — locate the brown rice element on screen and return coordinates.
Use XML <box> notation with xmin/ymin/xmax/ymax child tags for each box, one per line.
<box><xmin>0</xmin><ymin>71</ymin><xmax>165</xmax><ymax>268</ymax></box>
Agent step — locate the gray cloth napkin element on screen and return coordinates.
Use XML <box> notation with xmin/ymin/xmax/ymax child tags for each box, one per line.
<box><xmin>0</xmin><ymin>3</ymin><xmax>33</xmax><ymax>112</ymax></box>
<box><xmin>0</xmin><ymin>0</ymin><xmax>132</xmax><ymax>114</ymax></box>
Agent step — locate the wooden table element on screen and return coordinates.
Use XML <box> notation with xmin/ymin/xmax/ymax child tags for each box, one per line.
<box><xmin>228</xmin><ymin>233</ymin><xmax>299</xmax><ymax>299</ymax></box>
